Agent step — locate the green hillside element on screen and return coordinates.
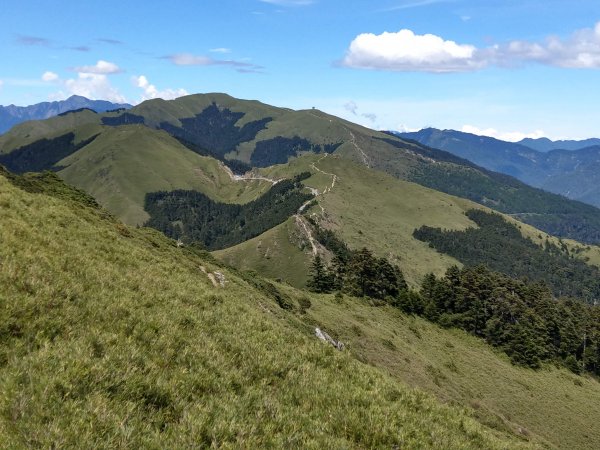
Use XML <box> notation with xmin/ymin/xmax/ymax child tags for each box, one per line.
<box><xmin>217</xmin><ymin>154</ymin><xmax>522</xmax><ymax>288</ymax></box>
<box><xmin>57</xmin><ymin>125</ymin><xmax>271</xmax><ymax>225</ymax></box>
<box><xmin>3</xmin><ymin>93</ymin><xmax>600</xmax><ymax>245</ymax></box>
<box><xmin>0</xmin><ymin>167</ymin><xmax>538</xmax><ymax>449</ymax></box>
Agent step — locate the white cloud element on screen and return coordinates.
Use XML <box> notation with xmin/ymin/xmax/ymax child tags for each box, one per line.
<box><xmin>61</xmin><ymin>73</ymin><xmax>127</xmax><ymax>103</ymax></box>
<box><xmin>209</xmin><ymin>47</ymin><xmax>232</xmax><ymax>54</ymax></box>
<box><xmin>342</xmin><ymin>29</ymin><xmax>482</xmax><ymax>73</ymax></box>
<box><xmin>168</xmin><ymin>54</ymin><xmax>214</xmax><ymax>66</ymax></box>
<box><xmin>134</xmin><ymin>75</ymin><xmax>188</xmax><ymax>102</ymax></box>
<box><xmin>0</xmin><ymin>80</ymin><xmax>3</xmax><ymax>89</ymax></box>
<box><xmin>73</xmin><ymin>60</ymin><xmax>122</xmax><ymax>74</ymax></box>
<box><xmin>41</xmin><ymin>71</ymin><xmax>59</xmax><ymax>82</ymax></box>
<box><xmin>494</xmin><ymin>22</ymin><xmax>600</xmax><ymax>69</ymax></box>
<box><xmin>343</xmin><ymin>22</ymin><xmax>600</xmax><ymax>72</ymax></box>
<box><xmin>461</xmin><ymin>125</ymin><xmax>546</xmax><ymax>142</ymax></box>
<box><xmin>165</xmin><ymin>53</ymin><xmax>264</xmax><ymax>73</ymax></box>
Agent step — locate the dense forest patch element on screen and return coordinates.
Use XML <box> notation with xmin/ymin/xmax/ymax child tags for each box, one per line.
<box><xmin>414</xmin><ymin>210</ymin><xmax>600</xmax><ymax>302</ymax></box>
<box><xmin>144</xmin><ymin>173</ymin><xmax>312</xmax><ymax>250</ymax></box>
<box><xmin>101</xmin><ymin>112</ymin><xmax>145</xmax><ymax>126</ymax></box>
<box><xmin>251</xmin><ymin>136</ymin><xmax>342</xmax><ymax>167</ymax></box>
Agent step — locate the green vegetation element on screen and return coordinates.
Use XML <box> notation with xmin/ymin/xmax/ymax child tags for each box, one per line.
<box><xmin>407</xmin><ymin>154</ymin><xmax>600</xmax><ymax>244</ymax></box>
<box><xmin>101</xmin><ymin>112</ymin><xmax>145</xmax><ymax>126</ymax></box>
<box><xmin>414</xmin><ymin>210</ymin><xmax>600</xmax><ymax>302</ymax></box>
<box><xmin>0</xmin><ymin>167</ymin><xmax>537</xmax><ymax>449</ymax></box>
<box><xmin>144</xmin><ymin>173</ymin><xmax>313</xmax><ymax>250</ymax></box>
<box><xmin>413</xmin><ymin>265</ymin><xmax>600</xmax><ymax>373</ymax></box>
<box><xmin>307</xmin><ymin>230</ymin><xmax>408</xmax><ymax>300</ymax></box>
<box><xmin>302</xmin><ymin>290</ymin><xmax>600</xmax><ymax>450</ymax></box>
<box><xmin>0</xmin><ymin>132</ymin><xmax>98</xmax><ymax>174</ymax></box>
<box><xmin>251</xmin><ymin>136</ymin><xmax>341</xmax><ymax>167</ymax></box>
<box><xmin>56</xmin><ymin>126</ymin><xmax>272</xmax><ymax>225</ymax></box>
<box><xmin>158</xmin><ymin>102</ymin><xmax>272</xmax><ymax>157</ymax></box>
<box><xmin>215</xmin><ymin>217</ymin><xmax>314</xmax><ymax>288</ymax></box>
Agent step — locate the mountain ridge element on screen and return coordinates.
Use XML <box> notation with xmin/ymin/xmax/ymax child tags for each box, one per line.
<box><xmin>0</xmin><ymin>95</ymin><xmax>131</xmax><ymax>134</ymax></box>
<box><xmin>399</xmin><ymin>127</ymin><xmax>600</xmax><ymax>209</ymax></box>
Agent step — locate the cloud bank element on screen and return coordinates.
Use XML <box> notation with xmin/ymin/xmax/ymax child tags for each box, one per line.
<box><xmin>165</xmin><ymin>53</ymin><xmax>263</xmax><ymax>73</ymax></box>
<box><xmin>342</xmin><ymin>22</ymin><xmax>600</xmax><ymax>72</ymax></box>
<box><xmin>461</xmin><ymin>125</ymin><xmax>546</xmax><ymax>143</ymax></box>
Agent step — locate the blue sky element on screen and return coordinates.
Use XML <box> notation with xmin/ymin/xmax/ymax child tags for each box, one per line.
<box><xmin>1</xmin><ymin>0</ymin><xmax>600</xmax><ymax>140</ymax></box>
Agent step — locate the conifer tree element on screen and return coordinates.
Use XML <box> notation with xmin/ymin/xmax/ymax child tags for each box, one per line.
<box><xmin>307</xmin><ymin>255</ymin><xmax>333</xmax><ymax>293</ymax></box>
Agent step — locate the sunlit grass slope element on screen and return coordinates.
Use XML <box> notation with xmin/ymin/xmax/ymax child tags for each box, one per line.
<box><xmin>292</xmin><ymin>290</ymin><xmax>600</xmax><ymax>450</ymax></box>
<box><xmin>216</xmin><ymin>217</ymin><xmax>314</xmax><ymax>288</ymax></box>
<box><xmin>0</xmin><ymin>170</ymin><xmax>531</xmax><ymax>449</ymax></box>
<box><xmin>56</xmin><ymin>125</ymin><xmax>271</xmax><ymax>225</ymax></box>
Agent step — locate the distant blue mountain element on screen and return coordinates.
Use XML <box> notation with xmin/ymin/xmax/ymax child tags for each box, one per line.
<box><xmin>0</xmin><ymin>95</ymin><xmax>131</xmax><ymax>134</ymax></box>
<box><xmin>519</xmin><ymin>137</ymin><xmax>600</xmax><ymax>152</ymax></box>
<box><xmin>397</xmin><ymin>128</ymin><xmax>600</xmax><ymax>208</ymax></box>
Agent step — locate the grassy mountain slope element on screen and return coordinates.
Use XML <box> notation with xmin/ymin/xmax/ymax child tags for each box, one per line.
<box><xmin>216</xmin><ymin>217</ymin><xmax>314</xmax><ymax>288</ymax></box>
<box><xmin>5</xmin><ymin>93</ymin><xmax>600</xmax><ymax>244</ymax></box>
<box><xmin>219</xmin><ymin>154</ymin><xmax>477</xmax><ymax>287</ymax></box>
<box><xmin>56</xmin><ymin>125</ymin><xmax>271</xmax><ymax>225</ymax></box>
<box><xmin>0</xmin><ymin>169</ymin><xmax>535</xmax><ymax>449</ymax></box>
<box><xmin>217</xmin><ymin>154</ymin><xmax>600</xmax><ymax>290</ymax></box>
<box><xmin>301</xmin><ymin>290</ymin><xmax>600</xmax><ymax>450</ymax></box>
<box><xmin>0</xmin><ymin>109</ymin><xmax>102</xmax><ymax>152</ymax></box>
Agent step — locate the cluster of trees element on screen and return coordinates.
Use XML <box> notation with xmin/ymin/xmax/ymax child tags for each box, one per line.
<box><xmin>251</xmin><ymin>136</ymin><xmax>342</xmax><ymax>167</ymax></box>
<box><xmin>414</xmin><ymin>210</ymin><xmax>600</xmax><ymax>302</ymax></box>
<box><xmin>307</xmin><ymin>249</ymin><xmax>407</xmax><ymax>300</ymax></box>
<box><xmin>144</xmin><ymin>173</ymin><xmax>312</xmax><ymax>250</ymax></box>
<box><xmin>411</xmin><ymin>265</ymin><xmax>600</xmax><ymax>373</ymax></box>
<box><xmin>0</xmin><ymin>132</ymin><xmax>98</xmax><ymax>174</ymax></box>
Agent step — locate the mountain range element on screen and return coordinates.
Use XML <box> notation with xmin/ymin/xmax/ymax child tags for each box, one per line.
<box><xmin>399</xmin><ymin>128</ymin><xmax>600</xmax><ymax>208</ymax></box>
<box><xmin>4</xmin><ymin>93</ymin><xmax>600</xmax><ymax>448</ymax></box>
<box><xmin>520</xmin><ymin>136</ymin><xmax>600</xmax><ymax>152</ymax></box>
<box><xmin>0</xmin><ymin>95</ymin><xmax>131</xmax><ymax>134</ymax></box>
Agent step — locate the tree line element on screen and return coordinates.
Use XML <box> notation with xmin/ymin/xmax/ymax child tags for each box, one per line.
<box><xmin>307</xmin><ymin>221</ymin><xmax>600</xmax><ymax>374</ymax></box>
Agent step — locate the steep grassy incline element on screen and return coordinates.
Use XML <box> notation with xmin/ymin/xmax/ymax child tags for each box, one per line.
<box><xmin>56</xmin><ymin>125</ymin><xmax>271</xmax><ymax>225</ymax></box>
<box><xmin>0</xmin><ymin>170</ymin><xmax>533</xmax><ymax>449</ymax></box>
<box><xmin>296</xmin><ymin>290</ymin><xmax>600</xmax><ymax>450</ymax></box>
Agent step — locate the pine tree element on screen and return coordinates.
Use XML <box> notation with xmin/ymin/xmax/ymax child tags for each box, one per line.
<box><xmin>307</xmin><ymin>255</ymin><xmax>333</xmax><ymax>293</ymax></box>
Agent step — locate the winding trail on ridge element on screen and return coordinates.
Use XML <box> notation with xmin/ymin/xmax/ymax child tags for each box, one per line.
<box><xmin>221</xmin><ymin>155</ymin><xmax>337</xmax><ymax>257</ymax></box>
<box><xmin>346</xmin><ymin>127</ymin><xmax>371</xmax><ymax>168</ymax></box>
<box><xmin>294</xmin><ymin>154</ymin><xmax>339</xmax><ymax>256</ymax></box>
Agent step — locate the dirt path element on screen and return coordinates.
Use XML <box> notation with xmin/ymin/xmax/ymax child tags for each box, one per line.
<box><xmin>310</xmin><ymin>154</ymin><xmax>337</xmax><ymax>193</ymax></box>
<box><xmin>346</xmin><ymin>128</ymin><xmax>371</xmax><ymax>168</ymax></box>
<box><xmin>295</xmin><ymin>214</ymin><xmax>318</xmax><ymax>256</ymax></box>
<box><xmin>221</xmin><ymin>162</ymin><xmax>281</xmax><ymax>185</ymax></box>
